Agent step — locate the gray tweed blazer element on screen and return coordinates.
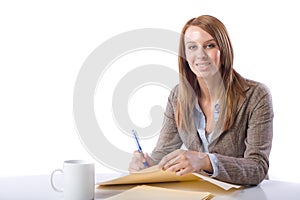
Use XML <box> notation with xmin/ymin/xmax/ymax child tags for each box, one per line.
<box><xmin>151</xmin><ymin>80</ymin><xmax>273</xmax><ymax>185</ymax></box>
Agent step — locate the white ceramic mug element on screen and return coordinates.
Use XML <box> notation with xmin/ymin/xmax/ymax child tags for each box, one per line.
<box><xmin>51</xmin><ymin>160</ymin><xmax>95</xmax><ymax>200</ymax></box>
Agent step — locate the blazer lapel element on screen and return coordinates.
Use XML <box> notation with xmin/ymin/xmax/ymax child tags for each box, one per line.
<box><xmin>208</xmin><ymin>85</ymin><xmax>249</xmax><ymax>149</ymax></box>
<box><xmin>181</xmin><ymin>128</ymin><xmax>202</xmax><ymax>151</ymax></box>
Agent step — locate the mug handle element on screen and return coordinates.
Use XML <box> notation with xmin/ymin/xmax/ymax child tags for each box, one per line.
<box><xmin>50</xmin><ymin>169</ymin><xmax>63</xmax><ymax>192</ymax></box>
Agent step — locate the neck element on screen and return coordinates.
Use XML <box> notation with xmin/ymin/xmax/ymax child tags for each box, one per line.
<box><xmin>197</xmin><ymin>75</ymin><xmax>223</xmax><ymax>103</ymax></box>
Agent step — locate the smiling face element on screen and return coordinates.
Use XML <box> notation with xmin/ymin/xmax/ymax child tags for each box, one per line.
<box><xmin>184</xmin><ymin>26</ymin><xmax>221</xmax><ymax>80</ymax></box>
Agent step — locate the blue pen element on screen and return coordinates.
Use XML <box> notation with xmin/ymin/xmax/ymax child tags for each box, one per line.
<box><xmin>132</xmin><ymin>129</ymin><xmax>149</xmax><ymax>167</ymax></box>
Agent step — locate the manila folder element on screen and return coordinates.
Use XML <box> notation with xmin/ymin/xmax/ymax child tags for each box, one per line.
<box><xmin>98</xmin><ymin>165</ymin><xmax>241</xmax><ymax>190</ymax></box>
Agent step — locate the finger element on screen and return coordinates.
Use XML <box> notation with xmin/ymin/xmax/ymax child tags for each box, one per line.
<box><xmin>132</xmin><ymin>162</ymin><xmax>145</xmax><ymax>171</ymax></box>
<box><xmin>129</xmin><ymin>151</ymin><xmax>148</xmax><ymax>172</ymax></box>
<box><xmin>134</xmin><ymin>151</ymin><xmax>148</xmax><ymax>165</ymax></box>
<box><xmin>129</xmin><ymin>165</ymin><xmax>140</xmax><ymax>173</ymax></box>
<box><xmin>175</xmin><ymin>165</ymin><xmax>193</xmax><ymax>176</ymax></box>
<box><xmin>163</xmin><ymin>155</ymin><xmax>182</xmax><ymax>170</ymax></box>
<box><xmin>160</xmin><ymin>149</ymin><xmax>188</xmax><ymax>170</ymax></box>
<box><xmin>133</xmin><ymin>150</ymin><xmax>143</xmax><ymax>159</ymax></box>
<box><xmin>129</xmin><ymin>158</ymin><xmax>144</xmax><ymax>173</ymax></box>
<box><xmin>144</xmin><ymin>153</ymin><xmax>154</xmax><ymax>167</ymax></box>
<box><xmin>158</xmin><ymin>149</ymin><xmax>184</xmax><ymax>169</ymax></box>
<box><xmin>165</xmin><ymin>159</ymin><xmax>189</xmax><ymax>173</ymax></box>
<box><xmin>129</xmin><ymin>161</ymin><xmax>139</xmax><ymax>173</ymax></box>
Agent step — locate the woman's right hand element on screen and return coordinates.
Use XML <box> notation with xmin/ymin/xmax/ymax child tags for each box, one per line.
<box><xmin>128</xmin><ymin>150</ymin><xmax>154</xmax><ymax>173</ymax></box>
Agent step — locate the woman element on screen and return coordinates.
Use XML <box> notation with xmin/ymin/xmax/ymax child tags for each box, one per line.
<box><xmin>129</xmin><ymin>15</ymin><xmax>273</xmax><ymax>185</ymax></box>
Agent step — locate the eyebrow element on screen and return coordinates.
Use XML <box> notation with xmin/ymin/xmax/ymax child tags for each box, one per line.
<box><xmin>185</xmin><ymin>39</ymin><xmax>215</xmax><ymax>45</ymax></box>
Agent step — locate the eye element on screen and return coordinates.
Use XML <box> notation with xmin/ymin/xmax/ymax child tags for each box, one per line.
<box><xmin>205</xmin><ymin>43</ymin><xmax>216</xmax><ymax>49</ymax></box>
<box><xmin>187</xmin><ymin>45</ymin><xmax>198</xmax><ymax>50</ymax></box>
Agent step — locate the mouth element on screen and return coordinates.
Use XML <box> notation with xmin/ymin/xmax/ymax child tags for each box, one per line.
<box><xmin>195</xmin><ymin>62</ymin><xmax>211</xmax><ymax>69</ymax></box>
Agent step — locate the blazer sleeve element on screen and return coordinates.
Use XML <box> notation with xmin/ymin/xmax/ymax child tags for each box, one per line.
<box><xmin>215</xmin><ymin>83</ymin><xmax>274</xmax><ymax>185</ymax></box>
<box><xmin>151</xmin><ymin>86</ymin><xmax>183</xmax><ymax>164</ymax></box>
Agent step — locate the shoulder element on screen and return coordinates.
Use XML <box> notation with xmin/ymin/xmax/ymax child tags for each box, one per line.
<box><xmin>245</xmin><ymin>79</ymin><xmax>272</xmax><ymax>99</ymax></box>
<box><xmin>168</xmin><ymin>84</ymin><xmax>179</xmax><ymax>101</ymax></box>
<box><xmin>164</xmin><ymin>84</ymin><xmax>179</xmax><ymax>114</ymax></box>
<box><xmin>243</xmin><ymin>79</ymin><xmax>273</xmax><ymax>112</ymax></box>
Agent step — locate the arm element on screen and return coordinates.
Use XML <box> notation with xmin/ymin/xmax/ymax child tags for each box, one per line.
<box><xmin>215</xmin><ymin>84</ymin><xmax>274</xmax><ymax>185</ymax></box>
<box><xmin>151</xmin><ymin>86</ymin><xmax>183</xmax><ymax>164</ymax></box>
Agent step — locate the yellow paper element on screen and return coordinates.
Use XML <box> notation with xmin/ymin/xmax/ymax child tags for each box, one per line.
<box><xmin>98</xmin><ymin>165</ymin><xmax>241</xmax><ymax>190</ymax></box>
<box><xmin>105</xmin><ymin>185</ymin><xmax>214</xmax><ymax>200</ymax></box>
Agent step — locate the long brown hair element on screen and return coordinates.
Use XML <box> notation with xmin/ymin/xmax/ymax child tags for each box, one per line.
<box><xmin>176</xmin><ymin>15</ymin><xmax>249</xmax><ymax>132</ymax></box>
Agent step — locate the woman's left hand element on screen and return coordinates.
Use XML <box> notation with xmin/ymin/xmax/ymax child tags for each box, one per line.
<box><xmin>158</xmin><ymin>149</ymin><xmax>212</xmax><ymax>176</ymax></box>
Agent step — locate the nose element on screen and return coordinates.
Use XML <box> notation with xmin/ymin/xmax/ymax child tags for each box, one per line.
<box><xmin>196</xmin><ymin>47</ymin><xmax>207</xmax><ymax>60</ymax></box>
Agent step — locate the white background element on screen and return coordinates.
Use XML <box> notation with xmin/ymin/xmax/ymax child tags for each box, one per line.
<box><xmin>1</xmin><ymin>0</ymin><xmax>300</xmax><ymax>183</ymax></box>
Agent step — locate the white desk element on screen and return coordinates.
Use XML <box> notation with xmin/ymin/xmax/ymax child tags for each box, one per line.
<box><xmin>1</xmin><ymin>174</ymin><xmax>300</xmax><ymax>199</ymax></box>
